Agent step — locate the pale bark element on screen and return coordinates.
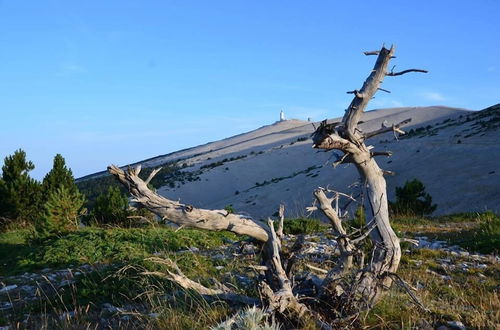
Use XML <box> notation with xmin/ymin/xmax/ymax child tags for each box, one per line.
<box><xmin>260</xmin><ymin>219</ymin><xmax>311</xmax><ymax>318</ymax></box>
<box><xmin>142</xmin><ymin>257</ymin><xmax>258</xmax><ymax>305</ymax></box>
<box><xmin>311</xmin><ymin>45</ymin><xmax>426</xmax><ymax>308</ymax></box>
<box><xmin>108</xmin><ymin>165</ymin><xmax>269</xmax><ymax>242</ymax></box>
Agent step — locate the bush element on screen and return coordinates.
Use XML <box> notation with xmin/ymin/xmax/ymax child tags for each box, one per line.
<box><xmin>352</xmin><ymin>205</ymin><xmax>365</xmax><ymax>229</ymax></box>
<box><xmin>35</xmin><ymin>186</ymin><xmax>84</xmax><ymax>238</ymax></box>
<box><xmin>88</xmin><ymin>186</ymin><xmax>130</xmax><ymax>225</ymax></box>
<box><xmin>224</xmin><ymin>204</ymin><xmax>235</xmax><ymax>214</ymax></box>
<box><xmin>463</xmin><ymin>211</ymin><xmax>500</xmax><ymax>254</ymax></box>
<box><xmin>282</xmin><ymin>218</ymin><xmax>323</xmax><ymax>235</ymax></box>
<box><xmin>390</xmin><ymin>179</ymin><xmax>437</xmax><ymax>216</ymax></box>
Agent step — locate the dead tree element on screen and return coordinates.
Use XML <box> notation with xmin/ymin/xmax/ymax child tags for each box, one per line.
<box><xmin>108</xmin><ymin>45</ymin><xmax>427</xmax><ymax>327</ymax></box>
<box><xmin>311</xmin><ymin>45</ymin><xmax>427</xmax><ymax>310</ymax></box>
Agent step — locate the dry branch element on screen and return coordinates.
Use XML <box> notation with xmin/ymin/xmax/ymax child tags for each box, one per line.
<box><xmin>261</xmin><ymin>219</ymin><xmax>311</xmax><ymax>318</ymax></box>
<box><xmin>364</xmin><ymin>118</ymin><xmax>412</xmax><ymax>140</ymax></box>
<box><xmin>108</xmin><ymin>165</ymin><xmax>269</xmax><ymax>242</ymax></box>
<box><xmin>144</xmin><ymin>167</ymin><xmax>162</xmax><ymax>185</ymax></box>
<box><xmin>142</xmin><ymin>257</ymin><xmax>258</xmax><ymax>305</ymax></box>
<box><xmin>386</xmin><ymin>68</ymin><xmax>428</xmax><ymax>76</ymax></box>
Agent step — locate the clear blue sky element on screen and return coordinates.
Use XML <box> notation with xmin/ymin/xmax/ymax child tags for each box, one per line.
<box><xmin>1</xmin><ymin>1</ymin><xmax>498</xmax><ymax>180</ymax></box>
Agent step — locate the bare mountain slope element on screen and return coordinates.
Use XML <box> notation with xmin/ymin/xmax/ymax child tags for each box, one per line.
<box><xmin>82</xmin><ymin>105</ymin><xmax>500</xmax><ymax>218</ymax></box>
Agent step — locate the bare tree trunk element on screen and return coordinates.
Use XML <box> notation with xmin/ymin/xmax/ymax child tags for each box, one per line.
<box><xmin>312</xmin><ymin>45</ymin><xmax>426</xmax><ymax>308</ymax></box>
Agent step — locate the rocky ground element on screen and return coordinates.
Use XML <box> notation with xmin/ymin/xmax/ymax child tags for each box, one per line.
<box><xmin>0</xmin><ymin>228</ymin><xmax>497</xmax><ymax>329</ymax></box>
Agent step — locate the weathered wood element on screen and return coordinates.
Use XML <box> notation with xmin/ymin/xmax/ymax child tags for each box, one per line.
<box><xmin>108</xmin><ymin>165</ymin><xmax>269</xmax><ymax>242</ymax></box>
<box><xmin>364</xmin><ymin>118</ymin><xmax>412</xmax><ymax>140</ymax></box>
<box><xmin>261</xmin><ymin>219</ymin><xmax>311</xmax><ymax>318</ymax></box>
<box><xmin>142</xmin><ymin>257</ymin><xmax>258</xmax><ymax>305</ymax></box>
<box><xmin>312</xmin><ymin>45</ymin><xmax>427</xmax><ymax>309</ymax></box>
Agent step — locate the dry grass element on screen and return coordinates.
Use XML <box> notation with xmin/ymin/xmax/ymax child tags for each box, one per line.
<box><xmin>361</xmin><ymin>248</ymin><xmax>499</xmax><ymax>329</ymax></box>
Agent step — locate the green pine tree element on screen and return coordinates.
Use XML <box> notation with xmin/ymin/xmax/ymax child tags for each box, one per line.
<box><xmin>90</xmin><ymin>186</ymin><xmax>130</xmax><ymax>225</ymax></box>
<box><xmin>0</xmin><ymin>149</ymin><xmax>42</xmax><ymax>227</ymax></box>
<box><xmin>42</xmin><ymin>154</ymin><xmax>79</xmax><ymax>200</ymax></box>
<box><xmin>390</xmin><ymin>179</ymin><xmax>437</xmax><ymax>216</ymax></box>
<box><xmin>36</xmin><ymin>186</ymin><xmax>84</xmax><ymax>238</ymax></box>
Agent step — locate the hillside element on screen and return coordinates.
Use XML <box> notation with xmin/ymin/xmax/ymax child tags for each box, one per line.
<box><xmin>79</xmin><ymin>104</ymin><xmax>500</xmax><ymax>219</ymax></box>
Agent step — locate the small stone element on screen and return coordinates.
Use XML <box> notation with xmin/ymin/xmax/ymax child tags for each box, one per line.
<box><xmin>477</xmin><ymin>264</ymin><xmax>487</xmax><ymax>269</ymax></box>
<box><xmin>415</xmin><ymin>319</ymin><xmax>433</xmax><ymax>330</ymax></box>
<box><xmin>446</xmin><ymin>320</ymin><xmax>466</xmax><ymax>330</ymax></box>
<box><xmin>59</xmin><ymin>311</ymin><xmax>76</xmax><ymax>320</ymax></box>
<box><xmin>0</xmin><ymin>284</ymin><xmax>17</xmax><ymax>293</ymax></box>
<box><xmin>211</xmin><ymin>253</ymin><xmax>226</xmax><ymax>260</ymax></box>
<box><xmin>0</xmin><ymin>302</ymin><xmax>13</xmax><ymax>310</ymax></box>
<box><xmin>430</xmin><ymin>242</ymin><xmax>443</xmax><ymax>249</ymax></box>
<box><xmin>222</xmin><ymin>237</ymin><xmax>235</xmax><ymax>244</ymax></box>
<box><xmin>241</xmin><ymin>243</ymin><xmax>257</xmax><ymax>255</ymax></box>
<box><xmin>437</xmin><ymin>326</ymin><xmax>451</xmax><ymax>330</ymax></box>
<box><xmin>459</xmin><ymin>251</ymin><xmax>469</xmax><ymax>257</ymax></box>
<box><xmin>102</xmin><ymin>303</ymin><xmax>119</xmax><ymax>314</ymax></box>
<box><xmin>19</xmin><ymin>285</ymin><xmax>35</xmax><ymax>295</ymax></box>
<box><xmin>215</xmin><ymin>266</ymin><xmax>224</xmax><ymax>270</ymax></box>
<box><xmin>59</xmin><ymin>279</ymin><xmax>75</xmax><ymax>287</ymax></box>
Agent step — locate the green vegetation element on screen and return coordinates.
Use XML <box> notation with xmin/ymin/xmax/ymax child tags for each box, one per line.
<box><xmin>393</xmin><ymin>211</ymin><xmax>500</xmax><ymax>254</ymax></box>
<box><xmin>390</xmin><ymin>178</ymin><xmax>437</xmax><ymax>216</ymax></box>
<box><xmin>200</xmin><ymin>155</ymin><xmax>247</xmax><ymax>170</ymax></box>
<box><xmin>0</xmin><ymin>149</ymin><xmax>42</xmax><ymax>228</ymax></box>
<box><xmin>0</xmin><ymin>212</ymin><xmax>498</xmax><ymax>329</ymax></box>
<box><xmin>224</xmin><ymin>204</ymin><xmax>235</xmax><ymax>214</ymax></box>
<box><xmin>35</xmin><ymin>186</ymin><xmax>85</xmax><ymax>238</ymax></box>
<box><xmin>0</xmin><ymin>226</ymin><xmax>244</xmax><ymax>329</ymax></box>
<box><xmin>282</xmin><ymin>218</ymin><xmax>325</xmax><ymax>235</ymax></box>
<box><xmin>34</xmin><ymin>155</ymin><xmax>86</xmax><ymax>238</ymax></box>
<box><xmin>0</xmin><ymin>226</ymin><xmax>239</xmax><ymax>276</ymax></box>
<box><xmin>87</xmin><ymin>186</ymin><xmax>130</xmax><ymax>225</ymax></box>
<box><xmin>253</xmin><ymin>165</ymin><xmax>320</xmax><ymax>189</ymax></box>
<box><xmin>366</xmin><ymin>248</ymin><xmax>499</xmax><ymax>329</ymax></box>
<box><xmin>41</xmin><ymin>154</ymin><xmax>80</xmax><ymax>201</ymax></box>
